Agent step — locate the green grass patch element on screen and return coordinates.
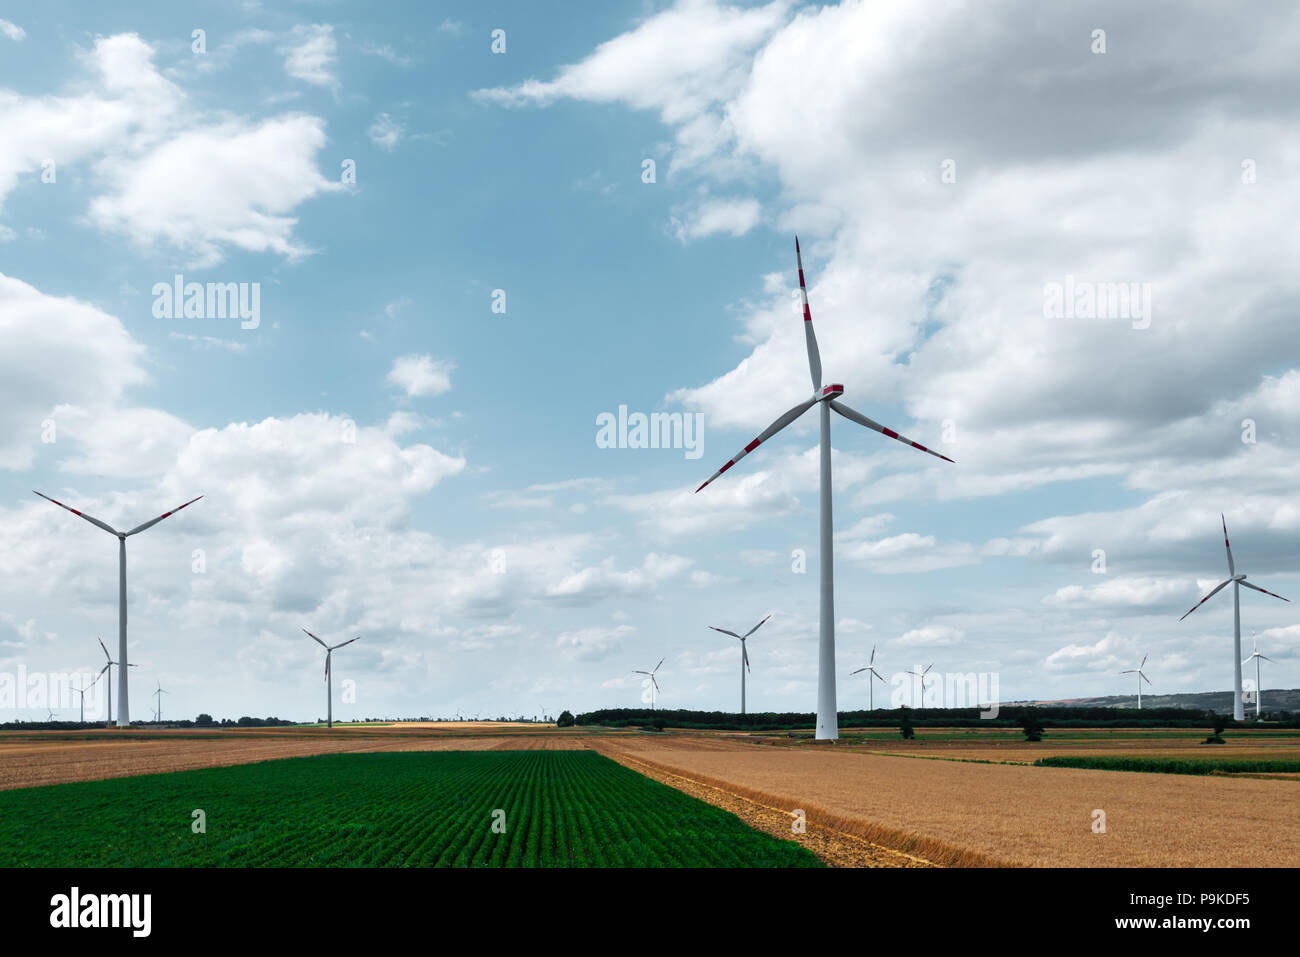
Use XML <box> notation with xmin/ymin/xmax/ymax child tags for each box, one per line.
<box><xmin>1033</xmin><ymin>755</ymin><xmax>1300</xmax><ymax>775</ymax></box>
<box><xmin>0</xmin><ymin>751</ymin><xmax>821</xmax><ymax>868</ymax></box>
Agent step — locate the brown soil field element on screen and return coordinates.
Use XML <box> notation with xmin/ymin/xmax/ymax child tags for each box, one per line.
<box><xmin>592</xmin><ymin>739</ymin><xmax>1300</xmax><ymax>867</ymax></box>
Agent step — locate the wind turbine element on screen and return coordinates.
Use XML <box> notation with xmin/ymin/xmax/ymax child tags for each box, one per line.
<box><xmin>95</xmin><ymin>637</ymin><xmax>137</xmax><ymax>726</ymax></box>
<box><xmin>1121</xmin><ymin>654</ymin><xmax>1152</xmax><ymax>709</ymax></box>
<box><xmin>34</xmin><ymin>490</ymin><xmax>201</xmax><ymax>726</ymax></box>
<box><xmin>708</xmin><ymin>615</ymin><xmax>771</xmax><ymax>714</ymax></box>
<box><xmin>153</xmin><ymin>680</ymin><xmax>169</xmax><ymax>724</ymax></box>
<box><xmin>850</xmin><ymin>645</ymin><xmax>886</xmax><ymax>710</ymax></box>
<box><xmin>906</xmin><ymin>663</ymin><xmax>934</xmax><ymax>709</ymax></box>
<box><xmin>303</xmin><ymin>630</ymin><xmax>360</xmax><ymax>729</ymax></box>
<box><xmin>539</xmin><ymin>705</ymin><xmax>551</xmax><ymax>724</ymax></box>
<box><xmin>72</xmin><ymin>672</ymin><xmax>100</xmax><ymax>723</ymax></box>
<box><xmin>1244</xmin><ymin>633</ymin><xmax>1275</xmax><ymax>719</ymax></box>
<box><xmin>1179</xmin><ymin>515</ymin><xmax>1289</xmax><ymax>720</ymax></box>
<box><xmin>695</xmin><ymin>238</ymin><xmax>954</xmax><ymax>739</ymax></box>
<box><xmin>633</xmin><ymin>659</ymin><xmax>664</xmax><ymax>710</ymax></box>
<box><xmin>45</xmin><ymin>708</ymin><xmax>57</xmax><ymax>722</ymax></box>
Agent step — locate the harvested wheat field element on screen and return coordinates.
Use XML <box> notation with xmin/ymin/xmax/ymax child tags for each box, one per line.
<box><xmin>0</xmin><ymin>729</ymin><xmax>567</xmax><ymax>790</ymax></box>
<box><xmin>593</xmin><ymin>738</ymin><xmax>1300</xmax><ymax>867</ymax></box>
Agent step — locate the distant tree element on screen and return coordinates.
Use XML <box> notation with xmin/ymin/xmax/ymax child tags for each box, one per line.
<box><xmin>899</xmin><ymin>707</ymin><xmax>915</xmax><ymax>740</ymax></box>
<box><xmin>1018</xmin><ymin>712</ymin><xmax>1045</xmax><ymax>742</ymax></box>
<box><xmin>1203</xmin><ymin>715</ymin><xmax>1228</xmax><ymax>744</ymax></box>
<box><xmin>195</xmin><ymin>713</ymin><xmax>215</xmax><ymax>727</ymax></box>
<box><xmin>556</xmin><ymin>710</ymin><xmax>575</xmax><ymax>727</ymax></box>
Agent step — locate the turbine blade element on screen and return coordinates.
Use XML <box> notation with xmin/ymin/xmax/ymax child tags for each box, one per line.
<box><xmin>34</xmin><ymin>491</ymin><xmax>119</xmax><ymax>536</ymax></box>
<box><xmin>124</xmin><ymin>495</ymin><xmax>203</xmax><ymax>537</ymax></box>
<box><xmin>694</xmin><ymin>398</ymin><xmax>818</xmax><ymax>492</ymax></box>
<box><xmin>709</xmin><ymin>627</ymin><xmax>742</xmax><ymax>639</ymax></box>
<box><xmin>828</xmin><ymin>400</ymin><xmax>954</xmax><ymax>463</ymax></box>
<box><xmin>98</xmin><ymin>664</ymin><xmax>110</xmax><ymax>678</ymax></box>
<box><xmin>632</xmin><ymin>670</ymin><xmax>650</xmax><ymax>675</ymax></box>
<box><xmin>869</xmin><ymin>668</ymin><xmax>884</xmax><ymax>681</ymax></box>
<box><xmin>1239</xmin><ymin>580</ymin><xmax>1290</xmax><ymax>603</ymax></box>
<box><xmin>1221</xmin><ymin>514</ymin><xmax>1235</xmax><ymax>576</ymax></box>
<box><xmin>330</xmin><ymin>636</ymin><xmax>361</xmax><ymax>650</ymax></box>
<box><xmin>303</xmin><ymin>629</ymin><xmax>328</xmax><ymax>649</ymax></box>
<box><xmin>1140</xmin><ymin>654</ymin><xmax>1148</xmax><ymax>669</ymax></box>
<box><xmin>742</xmin><ymin>614</ymin><xmax>772</xmax><ymax>638</ymax></box>
<box><xmin>1259</xmin><ymin>655</ymin><xmax>1275</xmax><ymax>662</ymax></box>
<box><xmin>743</xmin><ymin>644</ymin><xmax>750</xmax><ymax>672</ymax></box>
<box><xmin>1121</xmin><ymin>669</ymin><xmax>1136</xmax><ymax>674</ymax></box>
<box><xmin>1179</xmin><ymin>579</ymin><xmax>1233</xmax><ymax>620</ymax></box>
<box><xmin>1141</xmin><ymin>673</ymin><xmax>1152</xmax><ymax>686</ymax></box>
<box><xmin>795</xmin><ymin>236</ymin><xmax>822</xmax><ymax>391</ymax></box>
<box><xmin>869</xmin><ymin>644</ymin><xmax>876</xmax><ymax>665</ymax></box>
<box><xmin>654</xmin><ymin>658</ymin><xmax>664</xmax><ymax>673</ymax></box>
<box><xmin>97</xmin><ymin>637</ymin><xmax>111</xmax><ymax>662</ymax></box>
<box><xmin>850</xmin><ymin>667</ymin><xmax>867</xmax><ymax>675</ymax></box>
<box><xmin>652</xmin><ymin>677</ymin><xmax>659</xmax><ymax>691</ymax></box>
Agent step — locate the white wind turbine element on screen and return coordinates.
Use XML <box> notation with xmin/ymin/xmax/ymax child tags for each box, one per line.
<box><xmin>95</xmin><ymin>636</ymin><xmax>137</xmax><ymax>726</ymax></box>
<box><xmin>1243</xmin><ymin>633</ymin><xmax>1275</xmax><ymax>720</ymax></box>
<box><xmin>850</xmin><ymin>645</ymin><xmax>886</xmax><ymax>710</ymax></box>
<box><xmin>695</xmin><ymin>238</ymin><xmax>954</xmax><ymax>739</ymax></box>
<box><xmin>153</xmin><ymin>680</ymin><xmax>169</xmax><ymax>724</ymax></box>
<box><xmin>72</xmin><ymin>672</ymin><xmax>100</xmax><ymax>724</ymax></box>
<box><xmin>1179</xmin><ymin>515</ymin><xmax>1290</xmax><ymax>720</ymax></box>
<box><xmin>708</xmin><ymin>614</ymin><xmax>771</xmax><ymax>714</ymax></box>
<box><xmin>34</xmin><ymin>490</ymin><xmax>202</xmax><ymax>726</ymax></box>
<box><xmin>906</xmin><ymin>662</ymin><xmax>934</xmax><ymax>709</ymax></box>
<box><xmin>1121</xmin><ymin>654</ymin><xmax>1152</xmax><ymax>709</ymax></box>
<box><xmin>303</xmin><ymin>630</ymin><xmax>360</xmax><ymax>729</ymax></box>
<box><xmin>633</xmin><ymin>659</ymin><xmax>664</xmax><ymax>711</ymax></box>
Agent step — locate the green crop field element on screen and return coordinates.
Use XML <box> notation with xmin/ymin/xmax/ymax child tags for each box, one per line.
<box><xmin>0</xmin><ymin>750</ymin><xmax>821</xmax><ymax>867</ymax></box>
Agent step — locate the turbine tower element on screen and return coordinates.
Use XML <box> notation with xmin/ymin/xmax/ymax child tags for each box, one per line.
<box><xmin>850</xmin><ymin>645</ymin><xmax>886</xmax><ymax>710</ymax></box>
<box><xmin>95</xmin><ymin>636</ymin><xmax>137</xmax><ymax>726</ymax></box>
<box><xmin>1179</xmin><ymin>515</ymin><xmax>1289</xmax><ymax>720</ymax></box>
<box><xmin>304</xmin><ymin>630</ymin><xmax>360</xmax><ymax>729</ymax></box>
<box><xmin>633</xmin><ymin>659</ymin><xmax>664</xmax><ymax>710</ymax></box>
<box><xmin>695</xmin><ymin>238</ymin><xmax>954</xmax><ymax>739</ymax></box>
<box><xmin>34</xmin><ymin>491</ymin><xmax>201</xmax><ymax>726</ymax></box>
<box><xmin>708</xmin><ymin>614</ymin><xmax>771</xmax><ymax>714</ymax></box>
<box><xmin>1121</xmin><ymin>654</ymin><xmax>1152</xmax><ymax>709</ymax></box>
<box><xmin>1244</xmin><ymin>633</ymin><xmax>1275</xmax><ymax>720</ymax></box>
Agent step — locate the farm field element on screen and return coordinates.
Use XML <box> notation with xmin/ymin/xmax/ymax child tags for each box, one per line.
<box><xmin>590</xmin><ymin>736</ymin><xmax>1300</xmax><ymax>867</ymax></box>
<box><xmin>0</xmin><ymin>750</ymin><xmax>820</xmax><ymax>868</ymax></box>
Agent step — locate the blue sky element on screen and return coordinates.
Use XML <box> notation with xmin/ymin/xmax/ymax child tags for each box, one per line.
<box><xmin>2</xmin><ymin>0</ymin><xmax>1299</xmax><ymax>722</ymax></box>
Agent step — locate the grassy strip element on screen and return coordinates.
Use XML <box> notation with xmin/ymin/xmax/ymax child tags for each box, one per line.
<box><xmin>1033</xmin><ymin>755</ymin><xmax>1300</xmax><ymax>775</ymax></box>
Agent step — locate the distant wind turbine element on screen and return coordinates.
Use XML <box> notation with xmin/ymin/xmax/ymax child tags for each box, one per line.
<box><xmin>153</xmin><ymin>680</ymin><xmax>169</xmax><ymax>724</ymax></box>
<box><xmin>72</xmin><ymin>672</ymin><xmax>100</xmax><ymax>723</ymax></box>
<box><xmin>1179</xmin><ymin>515</ymin><xmax>1289</xmax><ymax>720</ymax></box>
<box><xmin>34</xmin><ymin>490</ymin><xmax>202</xmax><ymax>726</ymax></box>
<box><xmin>303</xmin><ymin>630</ymin><xmax>360</xmax><ymax>729</ymax></box>
<box><xmin>850</xmin><ymin>645</ymin><xmax>886</xmax><ymax>710</ymax></box>
<box><xmin>695</xmin><ymin>238</ymin><xmax>954</xmax><ymax>739</ymax></box>
<box><xmin>906</xmin><ymin>663</ymin><xmax>934</xmax><ymax>709</ymax></box>
<box><xmin>1121</xmin><ymin>654</ymin><xmax>1152</xmax><ymax>709</ymax></box>
<box><xmin>1244</xmin><ymin>633</ymin><xmax>1275</xmax><ymax>720</ymax></box>
<box><xmin>95</xmin><ymin>637</ymin><xmax>137</xmax><ymax>726</ymax></box>
<box><xmin>633</xmin><ymin>659</ymin><xmax>664</xmax><ymax>711</ymax></box>
<box><xmin>709</xmin><ymin>614</ymin><xmax>771</xmax><ymax>714</ymax></box>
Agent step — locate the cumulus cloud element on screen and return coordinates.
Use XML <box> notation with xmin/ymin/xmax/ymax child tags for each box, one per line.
<box><xmin>388</xmin><ymin>355</ymin><xmax>454</xmax><ymax>398</ymax></box>
<box><xmin>0</xmin><ymin>19</ymin><xmax>24</xmax><ymax>42</ymax></box>
<box><xmin>282</xmin><ymin>24</ymin><xmax>338</xmax><ymax>89</ymax></box>
<box><xmin>368</xmin><ymin>112</ymin><xmax>404</xmax><ymax>150</ymax></box>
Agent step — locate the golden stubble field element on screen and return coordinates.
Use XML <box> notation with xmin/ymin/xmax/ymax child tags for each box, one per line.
<box><xmin>4</xmin><ymin>724</ymin><xmax>1297</xmax><ymax>867</ymax></box>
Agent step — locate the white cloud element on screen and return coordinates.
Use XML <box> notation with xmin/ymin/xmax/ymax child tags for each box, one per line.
<box><xmin>368</xmin><ymin>112</ymin><xmax>404</xmax><ymax>151</ymax></box>
<box><xmin>388</xmin><ymin>354</ymin><xmax>454</xmax><ymax>398</ymax></box>
<box><xmin>361</xmin><ymin>43</ymin><xmax>412</xmax><ymax>67</ymax></box>
<box><xmin>281</xmin><ymin>24</ymin><xmax>338</xmax><ymax>89</ymax></box>
<box><xmin>670</xmin><ymin>196</ymin><xmax>761</xmax><ymax>242</ymax></box>
<box><xmin>556</xmin><ymin>625</ymin><xmax>635</xmax><ymax>662</ymax></box>
<box><xmin>892</xmin><ymin>625</ymin><xmax>964</xmax><ymax>649</ymax></box>
<box><xmin>0</xmin><ymin>19</ymin><xmax>23</xmax><ymax>43</ymax></box>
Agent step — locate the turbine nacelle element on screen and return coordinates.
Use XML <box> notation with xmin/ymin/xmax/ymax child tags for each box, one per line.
<box><xmin>818</xmin><ymin>383</ymin><xmax>844</xmax><ymax>401</ymax></box>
